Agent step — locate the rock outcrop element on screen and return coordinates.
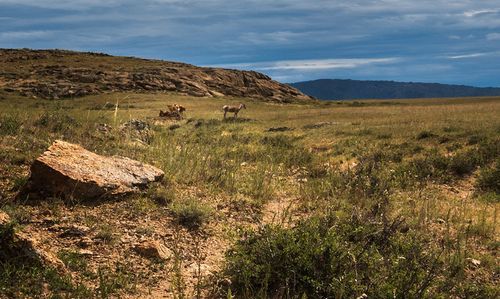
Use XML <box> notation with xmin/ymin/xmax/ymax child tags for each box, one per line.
<box><xmin>0</xmin><ymin>210</ymin><xmax>66</xmax><ymax>272</ymax></box>
<box><xmin>25</xmin><ymin>140</ymin><xmax>164</xmax><ymax>200</ymax></box>
<box><xmin>0</xmin><ymin>49</ymin><xmax>314</xmax><ymax>103</ymax></box>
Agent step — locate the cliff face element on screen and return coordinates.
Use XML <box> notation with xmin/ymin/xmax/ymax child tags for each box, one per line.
<box><xmin>0</xmin><ymin>49</ymin><xmax>313</xmax><ymax>103</ymax></box>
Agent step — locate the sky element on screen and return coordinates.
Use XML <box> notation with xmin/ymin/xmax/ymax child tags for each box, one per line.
<box><xmin>0</xmin><ymin>0</ymin><xmax>499</xmax><ymax>86</ymax></box>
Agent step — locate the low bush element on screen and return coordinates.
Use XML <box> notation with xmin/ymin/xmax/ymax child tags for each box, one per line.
<box><xmin>416</xmin><ymin>130</ymin><xmax>436</xmax><ymax>140</ymax></box>
<box><xmin>34</xmin><ymin>111</ymin><xmax>79</xmax><ymax>133</ymax></box>
<box><xmin>0</xmin><ymin>114</ymin><xmax>22</xmax><ymax>136</ymax></box>
<box><xmin>476</xmin><ymin>161</ymin><xmax>500</xmax><ymax>194</ymax></box>
<box><xmin>170</xmin><ymin>198</ymin><xmax>212</xmax><ymax>230</ymax></box>
<box><xmin>222</xmin><ymin>212</ymin><xmax>443</xmax><ymax>298</ymax></box>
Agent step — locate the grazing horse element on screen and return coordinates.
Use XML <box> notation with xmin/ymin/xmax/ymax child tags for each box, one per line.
<box><xmin>167</xmin><ymin>104</ymin><xmax>186</xmax><ymax>114</ymax></box>
<box><xmin>160</xmin><ymin>104</ymin><xmax>186</xmax><ymax>119</ymax></box>
<box><xmin>222</xmin><ymin>103</ymin><xmax>246</xmax><ymax>119</ymax></box>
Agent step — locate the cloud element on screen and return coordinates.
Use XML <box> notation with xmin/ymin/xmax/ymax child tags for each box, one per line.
<box><xmin>463</xmin><ymin>9</ymin><xmax>498</xmax><ymax>18</ymax></box>
<box><xmin>0</xmin><ymin>30</ymin><xmax>56</xmax><ymax>40</ymax></box>
<box><xmin>447</xmin><ymin>53</ymin><xmax>488</xmax><ymax>59</ymax></box>
<box><xmin>0</xmin><ymin>0</ymin><xmax>499</xmax><ymax>86</ymax></box>
<box><xmin>486</xmin><ymin>32</ymin><xmax>500</xmax><ymax>40</ymax></box>
<box><xmin>212</xmin><ymin>58</ymin><xmax>400</xmax><ymax>71</ymax></box>
<box><xmin>446</xmin><ymin>51</ymin><xmax>500</xmax><ymax>59</ymax></box>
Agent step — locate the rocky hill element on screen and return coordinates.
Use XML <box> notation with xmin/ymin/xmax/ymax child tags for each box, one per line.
<box><xmin>0</xmin><ymin>49</ymin><xmax>313</xmax><ymax>103</ymax></box>
<box><xmin>290</xmin><ymin>79</ymin><xmax>500</xmax><ymax>100</ymax></box>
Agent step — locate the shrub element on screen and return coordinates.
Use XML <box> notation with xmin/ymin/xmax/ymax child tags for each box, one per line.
<box><xmin>467</xmin><ymin>135</ymin><xmax>485</xmax><ymax>145</ymax></box>
<box><xmin>148</xmin><ymin>186</ymin><xmax>175</xmax><ymax>206</ymax></box>
<box><xmin>0</xmin><ymin>114</ymin><xmax>22</xmax><ymax>136</ymax></box>
<box><xmin>416</xmin><ymin>130</ymin><xmax>436</xmax><ymax>140</ymax></box>
<box><xmin>476</xmin><ymin>162</ymin><xmax>500</xmax><ymax>194</ymax></box>
<box><xmin>448</xmin><ymin>152</ymin><xmax>477</xmax><ymax>176</ymax></box>
<box><xmin>222</xmin><ymin>213</ymin><xmax>443</xmax><ymax>298</ymax></box>
<box><xmin>34</xmin><ymin>112</ymin><xmax>79</xmax><ymax>133</ymax></box>
<box><xmin>170</xmin><ymin>198</ymin><xmax>212</xmax><ymax>230</ymax></box>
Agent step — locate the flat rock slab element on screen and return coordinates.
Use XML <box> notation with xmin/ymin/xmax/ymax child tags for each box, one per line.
<box><xmin>27</xmin><ymin>140</ymin><xmax>164</xmax><ymax>200</ymax></box>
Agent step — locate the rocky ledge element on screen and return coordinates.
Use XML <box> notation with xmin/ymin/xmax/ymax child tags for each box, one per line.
<box><xmin>0</xmin><ymin>49</ymin><xmax>314</xmax><ymax>103</ymax></box>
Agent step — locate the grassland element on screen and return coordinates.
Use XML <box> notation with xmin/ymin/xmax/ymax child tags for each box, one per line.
<box><xmin>0</xmin><ymin>92</ymin><xmax>499</xmax><ymax>298</ymax></box>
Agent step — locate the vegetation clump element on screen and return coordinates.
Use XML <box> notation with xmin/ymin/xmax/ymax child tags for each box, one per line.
<box><xmin>222</xmin><ymin>211</ymin><xmax>449</xmax><ymax>298</ymax></box>
<box><xmin>170</xmin><ymin>198</ymin><xmax>213</xmax><ymax>230</ymax></box>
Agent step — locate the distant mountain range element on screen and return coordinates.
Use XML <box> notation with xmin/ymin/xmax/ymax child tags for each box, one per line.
<box><xmin>289</xmin><ymin>79</ymin><xmax>500</xmax><ymax>100</ymax></box>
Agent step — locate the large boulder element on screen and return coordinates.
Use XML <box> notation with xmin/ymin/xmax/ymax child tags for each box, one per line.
<box><xmin>26</xmin><ymin>140</ymin><xmax>164</xmax><ymax>200</ymax></box>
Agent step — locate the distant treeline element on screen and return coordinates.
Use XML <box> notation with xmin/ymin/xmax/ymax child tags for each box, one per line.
<box><xmin>289</xmin><ymin>79</ymin><xmax>500</xmax><ymax>100</ymax></box>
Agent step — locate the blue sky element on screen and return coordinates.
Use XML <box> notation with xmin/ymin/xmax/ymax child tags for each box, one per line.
<box><xmin>1</xmin><ymin>0</ymin><xmax>499</xmax><ymax>86</ymax></box>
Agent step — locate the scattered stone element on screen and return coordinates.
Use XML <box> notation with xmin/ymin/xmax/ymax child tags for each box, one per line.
<box><xmin>16</xmin><ymin>231</ymin><xmax>67</xmax><ymax>271</ymax></box>
<box><xmin>121</xmin><ymin>119</ymin><xmax>149</xmax><ymax>131</ymax></box>
<box><xmin>25</xmin><ymin>140</ymin><xmax>164</xmax><ymax>200</ymax></box>
<box><xmin>121</xmin><ymin>119</ymin><xmax>153</xmax><ymax>143</ymax></box>
<box><xmin>188</xmin><ymin>262</ymin><xmax>212</xmax><ymax>277</ymax></box>
<box><xmin>240</xmin><ymin>162</ymin><xmax>248</xmax><ymax>167</ymax></box>
<box><xmin>436</xmin><ymin>218</ymin><xmax>446</xmax><ymax>224</ymax></box>
<box><xmin>96</xmin><ymin>123</ymin><xmax>112</xmax><ymax>134</ymax></box>
<box><xmin>133</xmin><ymin>240</ymin><xmax>172</xmax><ymax>260</ymax></box>
<box><xmin>0</xmin><ymin>210</ymin><xmax>10</xmax><ymax>225</ymax></box>
<box><xmin>58</xmin><ymin>224</ymin><xmax>90</xmax><ymax>238</ymax></box>
<box><xmin>78</xmin><ymin>237</ymin><xmax>94</xmax><ymax>248</ymax></box>
<box><xmin>77</xmin><ymin>249</ymin><xmax>94</xmax><ymax>256</ymax></box>
<box><xmin>467</xmin><ymin>258</ymin><xmax>481</xmax><ymax>267</ymax></box>
<box><xmin>267</xmin><ymin>126</ymin><xmax>294</xmax><ymax>132</ymax></box>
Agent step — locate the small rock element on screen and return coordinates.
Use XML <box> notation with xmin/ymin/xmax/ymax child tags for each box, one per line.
<box><xmin>121</xmin><ymin>119</ymin><xmax>149</xmax><ymax>131</ymax></box>
<box><xmin>436</xmin><ymin>218</ymin><xmax>446</xmax><ymax>224</ymax></box>
<box><xmin>77</xmin><ymin>249</ymin><xmax>94</xmax><ymax>256</ymax></box>
<box><xmin>240</xmin><ymin>162</ymin><xmax>248</xmax><ymax>167</ymax></box>
<box><xmin>133</xmin><ymin>240</ymin><xmax>172</xmax><ymax>260</ymax></box>
<box><xmin>467</xmin><ymin>258</ymin><xmax>481</xmax><ymax>267</ymax></box>
<box><xmin>58</xmin><ymin>224</ymin><xmax>90</xmax><ymax>238</ymax></box>
<box><xmin>78</xmin><ymin>237</ymin><xmax>93</xmax><ymax>248</ymax></box>
<box><xmin>188</xmin><ymin>263</ymin><xmax>212</xmax><ymax>277</ymax></box>
<box><xmin>96</xmin><ymin>123</ymin><xmax>112</xmax><ymax>134</ymax></box>
<box><xmin>0</xmin><ymin>210</ymin><xmax>10</xmax><ymax>225</ymax></box>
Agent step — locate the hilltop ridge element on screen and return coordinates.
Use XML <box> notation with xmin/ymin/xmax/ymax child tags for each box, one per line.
<box><xmin>0</xmin><ymin>49</ymin><xmax>313</xmax><ymax>103</ymax></box>
<box><xmin>290</xmin><ymin>78</ymin><xmax>500</xmax><ymax>100</ymax></box>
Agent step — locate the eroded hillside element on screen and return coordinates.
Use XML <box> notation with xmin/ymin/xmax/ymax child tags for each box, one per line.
<box><xmin>0</xmin><ymin>49</ymin><xmax>313</xmax><ymax>103</ymax></box>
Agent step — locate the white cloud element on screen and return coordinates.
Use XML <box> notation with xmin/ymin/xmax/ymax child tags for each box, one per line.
<box><xmin>447</xmin><ymin>53</ymin><xmax>487</xmax><ymax>59</ymax></box>
<box><xmin>0</xmin><ymin>30</ymin><xmax>55</xmax><ymax>40</ymax></box>
<box><xmin>463</xmin><ymin>9</ymin><xmax>498</xmax><ymax>18</ymax></box>
<box><xmin>212</xmin><ymin>58</ymin><xmax>400</xmax><ymax>71</ymax></box>
<box><xmin>446</xmin><ymin>51</ymin><xmax>500</xmax><ymax>59</ymax></box>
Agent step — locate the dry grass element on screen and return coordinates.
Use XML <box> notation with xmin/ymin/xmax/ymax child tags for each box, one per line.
<box><xmin>1</xmin><ymin>93</ymin><xmax>499</xmax><ymax>298</ymax></box>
